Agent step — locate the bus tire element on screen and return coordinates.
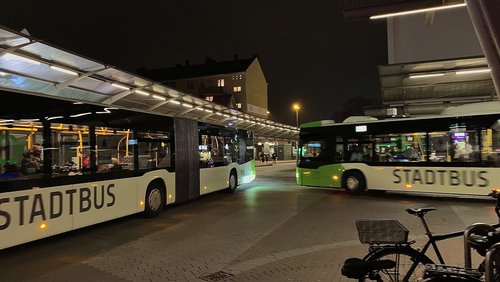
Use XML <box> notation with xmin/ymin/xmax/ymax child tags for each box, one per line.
<box><xmin>343</xmin><ymin>171</ymin><xmax>366</xmax><ymax>195</ymax></box>
<box><xmin>143</xmin><ymin>181</ymin><xmax>165</xmax><ymax>218</ymax></box>
<box><xmin>226</xmin><ymin>169</ymin><xmax>238</xmax><ymax>193</ymax></box>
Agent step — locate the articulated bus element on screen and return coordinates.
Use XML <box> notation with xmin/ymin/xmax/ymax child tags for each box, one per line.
<box><xmin>296</xmin><ymin>110</ymin><xmax>500</xmax><ymax>196</ymax></box>
<box><xmin>0</xmin><ymin>90</ymin><xmax>255</xmax><ymax>250</ymax></box>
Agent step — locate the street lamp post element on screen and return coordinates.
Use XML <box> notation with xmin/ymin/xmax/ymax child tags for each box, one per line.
<box><xmin>292</xmin><ymin>103</ymin><xmax>300</xmax><ymax>128</ymax></box>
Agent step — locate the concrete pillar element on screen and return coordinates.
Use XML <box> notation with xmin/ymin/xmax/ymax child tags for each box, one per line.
<box><xmin>466</xmin><ymin>0</ymin><xmax>500</xmax><ymax>99</ymax></box>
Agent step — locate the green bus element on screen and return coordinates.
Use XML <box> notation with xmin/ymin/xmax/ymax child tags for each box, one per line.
<box><xmin>296</xmin><ymin>112</ymin><xmax>500</xmax><ymax>196</ymax></box>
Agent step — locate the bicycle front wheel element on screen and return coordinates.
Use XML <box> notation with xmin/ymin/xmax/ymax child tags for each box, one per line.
<box><xmin>365</xmin><ymin>246</ymin><xmax>434</xmax><ymax>282</ymax></box>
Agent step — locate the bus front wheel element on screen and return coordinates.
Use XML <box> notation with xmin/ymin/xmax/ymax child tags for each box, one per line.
<box><xmin>343</xmin><ymin>171</ymin><xmax>366</xmax><ymax>195</ymax></box>
<box><xmin>143</xmin><ymin>182</ymin><xmax>165</xmax><ymax>217</ymax></box>
<box><xmin>226</xmin><ymin>170</ymin><xmax>238</xmax><ymax>193</ymax></box>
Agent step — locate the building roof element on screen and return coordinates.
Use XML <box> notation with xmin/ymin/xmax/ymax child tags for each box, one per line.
<box><xmin>138</xmin><ymin>57</ymin><xmax>255</xmax><ymax>82</ymax></box>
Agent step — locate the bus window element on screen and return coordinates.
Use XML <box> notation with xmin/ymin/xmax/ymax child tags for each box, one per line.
<box><xmin>334</xmin><ymin>143</ymin><xmax>344</xmax><ymax>162</ymax></box>
<box><xmin>347</xmin><ymin>143</ymin><xmax>372</xmax><ymax>162</ymax></box>
<box><xmin>224</xmin><ymin>136</ymin><xmax>235</xmax><ymax>164</ymax></box>
<box><xmin>0</xmin><ymin>120</ymin><xmax>43</xmax><ymax>179</ymax></box>
<box><xmin>429</xmin><ymin>129</ymin><xmax>479</xmax><ymax>163</ymax></box>
<box><xmin>482</xmin><ymin>120</ymin><xmax>500</xmax><ymax>166</ymax></box>
<box><xmin>95</xmin><ymin>128</ymin><xmax>134</xmax><ymax>173</ymax></box>
<box><xmin>211</xmin><ymin>136</ymin><xmax>225</xmax><ymax>166</ymax></box>
<box><xmin>199</xmin><ymin>135</ymin><xmax>213</xmax><ymax>168</ymax></box>
<box><xmin>51</xmin><ymin>123</ymin><xmax>91</xmax><ymax>175</ymax></box>
<box><xmin>138</xmin><ymin>131</ymin><xmax>171</xmax><ymax>170</ymax></box>
<box><xmin>302</xmin><ymin>141</ymin><xmax>325</xmax><ymax>158</ymax></box>
<box><xmin>374</xmin><ymin>133</ymin><xmax>425</xmax><ymax>162</ymax></box>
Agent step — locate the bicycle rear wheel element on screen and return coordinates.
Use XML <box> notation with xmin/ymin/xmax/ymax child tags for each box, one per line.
<box><xmin>365</xmin><ymin>247</ymin><xmax>434</xmax><ymax>282</ymax></box>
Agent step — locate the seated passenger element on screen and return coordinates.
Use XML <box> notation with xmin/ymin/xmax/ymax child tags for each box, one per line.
<box><xmin>378</xmin><ymin>151</ymin><xmax>393</xmax><ymax>162</ymax></box>
<box><xmin>108</xmin><ymin>158</ymin><xmax>122</xmax><ymax>171</ymax></box>
<box><xmin>350</xmin><ymin>150</ymin><xmax>363</xmax><ymax>162</ymax></box>
<box><xmin>96</xmin><ymin>164</ymin><xmax>109</xmax><ymax>173</ymax></box>
<box><xmin>21</xmin><ymin>143</ymin><xmax>43</xmax><ymax>175</ymax></box>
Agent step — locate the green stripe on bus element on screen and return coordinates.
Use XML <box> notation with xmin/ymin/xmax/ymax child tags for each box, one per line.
<box><xmin>296</xmin><ymin>164</ymin><xmax>345</xmax><ymax>187</ymax></box>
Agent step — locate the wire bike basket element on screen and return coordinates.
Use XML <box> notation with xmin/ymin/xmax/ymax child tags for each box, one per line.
<box><xmin>356</xmin><ymin>219</ymin><xmax>409</xmax><ymax>244</ymax></box>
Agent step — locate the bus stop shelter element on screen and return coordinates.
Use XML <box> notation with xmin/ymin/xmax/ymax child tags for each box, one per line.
<box><xmin>0</xmin><ymin>26</ymin><xmax>299</xmax><ymax>143</ymax></box>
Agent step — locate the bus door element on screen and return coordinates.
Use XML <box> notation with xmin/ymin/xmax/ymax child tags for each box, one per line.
<box><xmin>137</xmin><ymin>132</ymin><xmax>171</xmax><ymax>170</ymax></box>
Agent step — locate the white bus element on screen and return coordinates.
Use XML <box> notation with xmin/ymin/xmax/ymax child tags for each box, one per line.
<box><xmin>0</xmin><ymin>90</ymin><xmax>255</xmax><ymax>250</ymax></box>
<box><xmin>296</xmin><ymin>109</ymin><xmax>500</xmax><ymax>196</ymax></box>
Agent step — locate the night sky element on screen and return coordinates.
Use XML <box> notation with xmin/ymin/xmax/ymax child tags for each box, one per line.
<box><xmin>1</xmin><ymin>1</ymin><xmax>387</xmax><ymax>126</ymax></box>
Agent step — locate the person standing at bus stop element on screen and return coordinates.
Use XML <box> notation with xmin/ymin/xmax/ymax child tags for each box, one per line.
<box><xmin>272</xmin><ymin>152</ymin><xmax>277</xmax><ymax>164</ymax></box>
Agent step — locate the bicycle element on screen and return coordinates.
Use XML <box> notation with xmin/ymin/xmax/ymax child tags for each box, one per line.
<box><xmin>342</xmin><ymin>192</ymin><xmax>500</xmax><ymax>282</ymax></box>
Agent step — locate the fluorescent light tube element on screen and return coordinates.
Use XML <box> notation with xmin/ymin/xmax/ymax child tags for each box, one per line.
<box><xmin>135</xmin><ymin>90</ymin><xmax>150</xmax><ymax>96</ymax></box>
<box><xmin>50</xmin><ymin>65</ymin><xmax>78</xmax><ymax>76</ymax></box>
<box><xmin>152</xmin><ymin>95</ymin><xmax>166</xmax><ymax>100</ymax></box>
<box><xmin>455</xmin><ymin>69</ymin><xmax>491</xmax><ymax>75</ymax></box>
<box><xmin>371</xmin><ymin>3</ymin><xmax>466</xmax><ymax>19</ymax></box>
<box><xmin>409</xmin><ymin>73</ymin><xmax>445</xmax><ymax>79</ymax></box>
<box><xmin>111</xmin><ymin>83</ymin><xmax>129</xmax><ymax>90</ymax></box>
<box><xmin>70</xmin><ymin>112</ymin><xmax>92</xmax><ymax>118</ymax></box>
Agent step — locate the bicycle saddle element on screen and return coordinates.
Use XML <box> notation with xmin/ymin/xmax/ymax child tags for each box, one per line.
<box><xmin>406</xmin><ymin>207</ymin><xmax>437</xmax><ymax>217</ymax></box>
<box><xmin>341</xmin><ymin>258</ymin><xmax>395</xmax><ymax>279</ymax></box>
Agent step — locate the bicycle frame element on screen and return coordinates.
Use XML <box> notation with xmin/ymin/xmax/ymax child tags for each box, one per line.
<box><xmin>416</xmin><ymin>213</ymin><xmax>465</xmax><ymax>265</ymax></box>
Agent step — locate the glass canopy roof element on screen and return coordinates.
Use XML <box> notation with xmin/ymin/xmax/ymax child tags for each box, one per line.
<box><xmin>0</xmin><ymin>25</ymin><xmax>298</xmax><ymax>141</ymax></box>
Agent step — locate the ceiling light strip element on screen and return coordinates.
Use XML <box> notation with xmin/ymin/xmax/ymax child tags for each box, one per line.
<box><xmin>409</xmin><ymin>73</ymin><xmax>445</xmax><ymax>79</ymax></box>
<box><xmin>455</xmin><ymin>68</ymin><xmax>491</xmax><ymax>75</ymax></box>
<box><xmin>111</xmin><ymin>83</ymin><xmax>130</xmax><ymax>90</ymax></box>
<box><xmin>371</xmin><ymin>3</ymin><xmax>467</xmax><ymax>19</ymax></box>
<box><xmin>50</xmin><ymin>65</ymin><xmax>78</xmax><ymax>76</ymax></box>
<box><xmin>135</xmin><ymin>90</ymin><xmax>150</xmax><ymax>96</ymax></box>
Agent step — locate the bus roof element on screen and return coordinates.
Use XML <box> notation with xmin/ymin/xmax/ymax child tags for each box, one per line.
<box><xmin>302</xmin><ymin>102</ymin><xmax>500</xmax><ymax>130</ymax></box>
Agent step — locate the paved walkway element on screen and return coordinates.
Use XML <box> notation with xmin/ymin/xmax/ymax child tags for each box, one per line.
<box><xmin>254</xmin><ymin>159</ymin><xmax>296</xmax><ymax>167</ymax></box>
